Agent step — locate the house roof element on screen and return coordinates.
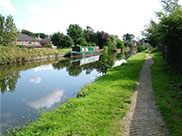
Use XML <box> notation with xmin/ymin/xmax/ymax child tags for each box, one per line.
<box><xmin>17</xmin><ymin>34</ymin><xmax>39</xmax><ymax>42</ymax></box>
<box><xmin>41</xmin><ymin>37</ymin><xmax>51</xmax><ymax>43</ymax></box>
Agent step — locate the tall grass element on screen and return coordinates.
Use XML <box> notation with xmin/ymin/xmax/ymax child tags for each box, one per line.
<box><xmin>0</xmin><ymin>46</ymin><xmax>71</xmax><ymax>65</ymax></box>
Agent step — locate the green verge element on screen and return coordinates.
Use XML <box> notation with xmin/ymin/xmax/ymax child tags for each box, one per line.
<box><xmin>0</xmin><ymin>46</ymin><xmax>71</xmax><ymax>65</ymax></box>
<box><xmin>151</xmin><ymin>52</ymin><xmax>182</xmax><ymax>136</ymax></box>
<box><xmin>6</xmin><ymin>52</ymin><xmax>146</xmax><ymax>136</ymax></box>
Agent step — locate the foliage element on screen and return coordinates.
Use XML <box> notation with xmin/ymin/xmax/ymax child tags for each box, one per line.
<box><xmin>67</xmin><ymin>24</ymin><xmax>84</xmax><ymax>45</ymax></box>
<box><xmin>122</xmin><ymin>33</ymin><xmax>135</xmax><ymax>41</ymax></box>
<box><xmin>0</xmin><ymin>14</ymin><xmax>18</xmax><ymax>46</ymax></box>
<box><xmin>6</xmin><ymin>53</ymin><xmax>146</xmax><ymax>136</ymax></box>
<box><xmin>151</xmin><ymin>52</ymin><xmax>182</xmax><ymax>136</ymax></box>
<box><xmin>116</xmin><ymin>40</ymin><xmax>124</xmax><ymax>50</ymax></box>
<box><xmin>51</xmin><ymin>32</ymin><xmax>73</xmax><ymax>48</ymax></box>
<box><xmin>106</xmin><ymin>38</ymin><xmax>117</xmax><ymax>52</ymax></box>
<box><xmin>137</xmin><ymin>45</ymin><xmax>146</xmax><ymax>52</ymax></box>
<box><xmin>96</xmin><ymin>31</ymin><xmax>110</xmax><ymax>49</ymax></box>
<box><xmin>34</xmin><ymin>33</ymin><xmax>48</xmax><ymax>39</ymax></box>
<box><xmin>161</xmin><ymin>0</ymin><xmax>181</xmax><ymax>13</ymax></box>
<box><xmin>142</xmin><ymin>20</ymin><xmax>161</xmax><ymax>47</ymax></box>
<box><xmin>83</xmin><ymin>26</ymin><xmax>97</xmax><ymax>44</ymax></box>
<box><xmin>21</xmin><ymin>29</ymin><xmax>35</xmax><ymax>38</ymax></box>
<box><xmin>142</xmin><ymin>0</ymin><xmax>182</xmax><ymax>72</ymax></box>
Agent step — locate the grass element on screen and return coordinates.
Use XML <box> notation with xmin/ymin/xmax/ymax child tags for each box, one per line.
<box><xmin>151</xmin><ymin>52</ymin><xmax>182</xmax><ymax>136</ymax></box>
<box><xmin>6</xmin><ymin>52</ymin><xmax>146</xmax><ymax>136</ymax></box>
<box><xmin>57</xmin><ymin>48</ymin><xmax>72</xmax><ymax>54</ymax></box>
<box><xmin>0</xmin><ymin>46</ymin><xmax>71</xmax><ymax>65</ymax></box>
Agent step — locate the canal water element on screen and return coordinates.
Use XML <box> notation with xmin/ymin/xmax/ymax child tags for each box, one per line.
<box><xmin>0</xmin><ymin>51</ymin><xmax>134</xmax><ymax>135</ymax></box>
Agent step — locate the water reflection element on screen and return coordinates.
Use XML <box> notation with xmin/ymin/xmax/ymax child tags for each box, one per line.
<box><xmin>0</xmin><ymin>50</ymin><xmax>135</xmax><ymax>134</ymax></box>
<box><xmin>27</xmin><ymin>90</ymin><xmax>64</xmax><ymax>110</ymax></box>
<box><xmin>0</xmin><ymin>72</ymin><xmax>20</xmax><ymax>94</ymax></box>
<box><xmin>0</xmin><ymin>52</ymin><xmax>130</xmax><ymax>94</ymax></box>
<box><xmin>29</xmin><ymin>77</ymin><xmax>42</xmax><ymax>84</ymax></box>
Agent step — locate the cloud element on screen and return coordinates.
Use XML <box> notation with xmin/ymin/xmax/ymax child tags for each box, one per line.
<box><xmin>28</xmin><ymin>4</ymin><xmax>41</xmax><ymax>13</ymax></box>
<box><xmin>0</xmin><ymin>0</ymin><xmax>16</xmax><ymax>14</ymax></box>
<box><xmin>34</xmin><ymin>64</ymin><xmax>53</xmax><ymax>72</ymax></box>
<box><xmin>29</xmin><ymin>77</ymin><xmax>42</xmax><ymax>84</ymax></box>
<box><xmin>27</xmin><ymin>90</ymin><xmax>64</xmax><ymax>110</ymax></box>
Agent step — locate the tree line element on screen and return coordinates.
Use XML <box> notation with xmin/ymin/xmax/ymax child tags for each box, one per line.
<box><xmin>51</xmin><ymin>24</ymin><xmax>125</xmax><ymax>52</ymax></box>
<box><xmin>142</xmin><ymin>0</ymin><xmax>182</xmax><ymax>72</ymax></box>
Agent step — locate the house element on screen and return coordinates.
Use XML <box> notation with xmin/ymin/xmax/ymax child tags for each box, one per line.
<box><xmin>40</xmin><ymin>37</ymin><xmax>51</xmax><ymax>46</ymax></box>
<box><xmin>131</xmin><ymin>40</ymin><xmax>137</xmax><ymax>46</ymax></box>
<box><xmin>16</xmin><ymin>34</ymin><xmax>41</xmax><ymax>47</ymax></box>
<box><xmin>41</xmin><ymin>37</ymin><xmax>57</xmax><ymax>49</ymax></box>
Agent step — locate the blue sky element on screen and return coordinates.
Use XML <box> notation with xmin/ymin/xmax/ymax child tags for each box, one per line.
<box><xmin>0</xmin><ymin>0</ymin><xmax>182</xmax><ymax>39</ymax></box>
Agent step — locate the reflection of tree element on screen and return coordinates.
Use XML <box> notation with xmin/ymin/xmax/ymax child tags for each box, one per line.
<box><xmin>67</xmin><ymin>65</ymin><xmax>82</xmax><ymax>77</ymax></box>
<box><xmin>0</xmin><ymin>72</ymin><xmax>20</xmax><ymax>94</ymax></box>
<box><xmin>0</xmin><ymin>60</ymin><xmax>58</xmax><ymax>94</ymax></box>
<box><xmin>93</xmin><ymin>53</ymin><xmax>116</xmax><ymax>74</ymax></box>
<box><xmin>52</xmin><ymin>59</ymin><xmax>70</xmax><ymax>70</ymax></box>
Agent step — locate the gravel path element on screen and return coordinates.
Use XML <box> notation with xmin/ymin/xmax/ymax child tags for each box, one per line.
<box><xmin>121</xmin><ymin>53</ymin><xmax>169</xmax><ymax>136</ymax></box>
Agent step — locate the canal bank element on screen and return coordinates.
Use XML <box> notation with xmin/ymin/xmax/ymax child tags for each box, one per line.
<box><xmin>5</xmin><ymin>52</ymin><xmax>146</xmax><ymax>136</ymax></box>
<box><xmin>0</xmin><ymin>46</ymin><xmax>70</xmax><ymax>65</ymax></box>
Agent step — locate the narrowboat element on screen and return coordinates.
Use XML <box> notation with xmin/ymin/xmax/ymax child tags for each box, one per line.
<box><xmin>70</xmin><ymin>55</ymin><xmax>100</xmax><ymax>66</ymax></box>
<box><xmin>70</xmin><ymin>46</ymin><xmax>100</xmax><ymax>58</ymax></box>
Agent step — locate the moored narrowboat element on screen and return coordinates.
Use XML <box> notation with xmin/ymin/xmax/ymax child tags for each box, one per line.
<box><xmin>70</xmin><ymin>46</ymin><xmax>100</xmax><ymax>58</ymax></box>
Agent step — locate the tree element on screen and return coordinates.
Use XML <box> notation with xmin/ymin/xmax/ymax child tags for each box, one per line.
<box><xmin>0</xmin><ymin>14</ymin><xmax>18</xmax><ymax>46</ymax></box>
<box><xmin>142</xmin><ymin>20</ymin><xmax>161</xmax><ymax>47</ymax></box>
<box><xmin>51</xmin><ymin>32</ymin><xmax>73</xmax><ymax>48</ymax></box>
<box><xmin>161</xmin><ymin>0</ymin><xmax>181</xmax><ymax>13</ymax></box>
<box><xmin>21</xmin><ymin>29</ymin><xmax>35</xmax><ymax>37</ymax></box>
<box><xmin>67</xmin><ymin>24</ymin><xmax>84</xmax><ymax>45</ymax></box>
<box><xmin>35</xmin><ymin>33</ymin><xmax>48</xmax><ymax>39</ymax></box>
<box><xmin>96</xmin><ymin>31</ymin><xmax>110</xmax><ymax>49</ymax></box>
<box><xmin>122</xmin><ymin>33</ymin><xmax>135</xmax><ymax>41</ymax></box>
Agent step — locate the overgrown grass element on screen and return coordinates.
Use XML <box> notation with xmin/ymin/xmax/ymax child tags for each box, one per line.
<box><xmin>6</xmin><ymin>52</ymin><xmax>146</xmax><ymax>136</ymax></box>
<box><xmin>0</xmin><ymin>46</ymin><xmax>71</xmax><ymax>65</ymax></box>
<box><xmin>151</xmin><ymin>52</ymin><xmax>182</xmax><ymax>136</ymax></box>
<box><xmin>57</xmin><ymin>48</ymin><xmax>72</xmax><ymax>54</ymax></box>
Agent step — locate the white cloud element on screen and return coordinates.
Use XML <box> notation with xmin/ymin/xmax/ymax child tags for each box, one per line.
<box><xmin>28</xmin><ymin>4</ymin><xmax>41</xmax><ymax>13</ymax></box>
<box><xmin>34</xmin><ymin>64</ymin><xmax>53</xmax><ymax>72</ymax></box>
<box><xmin>27</xmin><ymin>90</ymin><xmax>64</xmax><ymax>110</ymax></box>
<box><xmin>0</xmin><ymin>0</ymin><xmax>16</xmax><ymax>14</ymax></box>
<box><xmin>29</xmin><ymin>77</ymin><xmax>42</xmax><ymax>84</ymax></box>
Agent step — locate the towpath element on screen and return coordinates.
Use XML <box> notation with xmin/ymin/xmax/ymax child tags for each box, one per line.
<box><xmin>121</xmin><ymin>53</ymin><xmax>169</xmax><ymax>136</ymax></box>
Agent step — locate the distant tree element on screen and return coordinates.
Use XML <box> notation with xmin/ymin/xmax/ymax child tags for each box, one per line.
<box><xmin>122</xmin><ymin>33</ymin><xmax>135</xmax><ymax>41</ymax></box>
<box><xmin>116</xmin><ymin>39</ymin><xmax>125</xmax><ymax>49</ymax></box>
<box><xmin>67</xmin><ymin>24</ymin><xmax>84</xmax><ymax>45</ymax></box>
<box><xmin>161</xmin><ymin>0</ymin><xmax>181</xmax><ymax>13</ymax></box>
<box><xmin>0</xmin><ymin>14</ymin><xmax>18</xmax><ymax>46</ymax></box>
<box><xmin>83</xmin><ymin>26</ymin><xmax>96</xmax><ymax>43</ymax></box>
<box><xmin>51</xmin><ymin>32</ymin><xmax>73</xmax><ymax>48</ymax></box>
<box><xmin>35</xmin><ymin>33</ymin><xmax>48</xmax><ymax>39</ymax></box>
<box><xmin>142</xmin><ymin>20</ymin><xmax>161</xmax><ymax>47</ymax></box>
<box><xmin>21</xmin><ymin>29</ymin><xmax>35</xmax><ymax>37</ymax></box>
<box><xmin>96</xmin><ymin>31</ymin><xmax>110</xmax><ymax>49</ymax></box>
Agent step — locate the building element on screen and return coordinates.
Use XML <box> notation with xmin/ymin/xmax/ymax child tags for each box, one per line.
<box><xmin>16</xmin><ymin>34</ymin><xmax>41</xmax><ymax>47</ymax></box>
<box><xmin>40</xmin><ymin>37</ymin><xmax>51</xmax><ymax>46</ymax></box>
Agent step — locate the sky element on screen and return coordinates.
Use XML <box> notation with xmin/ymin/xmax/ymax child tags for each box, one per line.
<box><xmin>0</xmin><ymin>0</ymin><xmax>182</xmax><ymax>39</ymax></box>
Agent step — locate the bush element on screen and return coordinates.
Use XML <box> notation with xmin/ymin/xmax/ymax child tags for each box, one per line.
<box><xmin>137</xmin><ymin>45</ymin><xmax>147</xmax><ymax>52</ymax></box>
<box><xmin>116</xmin><ymin>40</ymin><xmax>124</xmax><ymax>50</ymax></box>
<box><xmin>51</xmin><ymin>32</ymin><xmax>73</xmax><ymax>48</ymax></box>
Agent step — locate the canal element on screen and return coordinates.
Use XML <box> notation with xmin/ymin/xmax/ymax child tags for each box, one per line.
<box><xmin>0</xmin><ymin>50</ymin><xmax>134</xmax><ymax>135</ymax></box>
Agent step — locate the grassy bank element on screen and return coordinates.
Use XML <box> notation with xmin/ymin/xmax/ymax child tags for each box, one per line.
<box><xmin>151</xmin><ymin>52</ymin><xmax>182</xmax><ymax>136</ymax></box>
<box><xmin>0</xmin><ymin>46</ymin><xmax>71</xmax><ymax>65</ymax></box>
<box><xmin>6</xmin><ymin>52</ymin><xmax>146</xmax><ymax>136</ymax></box>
